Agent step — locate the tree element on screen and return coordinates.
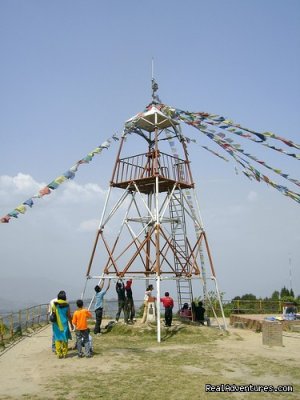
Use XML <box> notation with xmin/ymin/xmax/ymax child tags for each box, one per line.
<box><xmin>271</xmin><ymin>291</ymin><xmax>280</xmax><ymax>300</ymax></box>
<box><xmin>280</xmin><ymin>286</ymin><xmax>291</xmax><ymax>298</ymax></box>
<box><xmin>241</xmin><ymin>293</ymin><xmax>257</xmax><ymax>301</ymax></box>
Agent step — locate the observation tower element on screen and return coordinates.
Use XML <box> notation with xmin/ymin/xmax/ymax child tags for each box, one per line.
<box><xmin>83</xmin><ymin>81</ymin><xmax>226</xmax><ymax>341</ymax></box>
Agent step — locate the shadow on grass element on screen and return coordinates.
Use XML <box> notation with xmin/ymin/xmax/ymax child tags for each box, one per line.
<box><xmin>161</xmin><ymin>325</ymin><xmax>186</xmax><ymax>341</ymax></box>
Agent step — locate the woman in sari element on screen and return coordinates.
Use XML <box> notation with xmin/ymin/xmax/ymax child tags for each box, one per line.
<box><xmin>51</xmin><ymin>290</ymin><xmax>73</xmax><ymax>358</ymax></box>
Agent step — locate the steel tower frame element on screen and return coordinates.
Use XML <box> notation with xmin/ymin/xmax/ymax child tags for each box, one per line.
<box><xmin>83</xmin><ymin>103</ymin><xmax>226</xmax><ymax>341</ymax></box>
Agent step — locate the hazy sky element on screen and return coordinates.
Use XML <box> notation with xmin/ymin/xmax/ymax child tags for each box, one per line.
<box><xmin>1</xmin><ymin>0</ymin><xmax>299</xmax><ymax>309</ymax></box>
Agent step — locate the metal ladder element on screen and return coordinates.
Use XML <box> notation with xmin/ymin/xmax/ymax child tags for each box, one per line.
<box><xmin>169</xmin><ymin>189</ymin><xmax>193</xmax><ymax>311</ymax></box>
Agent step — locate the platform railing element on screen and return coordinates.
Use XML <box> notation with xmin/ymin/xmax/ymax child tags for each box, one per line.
<box><xmin>113</xmin><ymin>151</ymin><xmax>191</xmax><ymax>185</ymax></box>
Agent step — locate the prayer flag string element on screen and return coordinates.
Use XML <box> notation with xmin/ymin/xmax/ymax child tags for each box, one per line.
<box><xmin>0</xmin><ymin>134</ymin><xmax>119</xmax><ymax>223</ymax></box>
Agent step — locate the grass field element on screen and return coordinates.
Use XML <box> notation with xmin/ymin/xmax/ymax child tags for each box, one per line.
<box><xmin>26</xmin><ymin>322</ymin><xmax>299</xmax><ymax>400</ymax></box>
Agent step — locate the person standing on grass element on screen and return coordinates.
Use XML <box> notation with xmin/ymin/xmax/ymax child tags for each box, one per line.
<box><xmin>48</xmin><ymin>296</ymin><xmax>57</xmax><ymax>352</ymax></box>
<box><xmin>192</xmin><ymin>300</ymin><xmax>206</xmax><ymax>325</ymax></box>
<box><xmin>94</xmin><ymin>279</ymin><xmax>111</xmax><ymax>334</ymax></box>
<box><xmin>72</xmin><ymin>299</ymin><xmax>92</xmax><ymax>358</ymax></box>
<box><xmin>160</xmin><ymin>292</ymin><xmax>174</xmax><ymax>327</ymax></box>
<box><xmin>115</xmin><ymin>280</ymin><xmax>128</xmax><ymax>323</ymax></box>
<box><xmin>51</xmin><ymin>290</ymin><xmax>73</xmax><ymax>359</ymax></box>
<box><xmin>141</xmin><ymin>284</ymin><xmax>154</xmax><ymax>323</ymax></box>
<box><xmin>125</xmin><ymin>279</ymin><xmax>135</xmax><ymax>324</ymax></box>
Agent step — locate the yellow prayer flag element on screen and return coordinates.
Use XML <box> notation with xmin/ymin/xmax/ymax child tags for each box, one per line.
<box><xmin>54</xmin><ymin>176</ymin><xmax>67</xmax><ymax>184</ymax></box>
<box><xmin>263</xmin><ymin>131</ymin><xmax>274</xmax><ymax>137</ymax></box>
<box><xmin>92</xmin><ymin>147</ymin><xmax>102</xmax><ymax>154</ymax></box>
<box><xmin>15</xmin><ymin>204</ymin><xmax>27</xmax><ymax>214</ymax></box>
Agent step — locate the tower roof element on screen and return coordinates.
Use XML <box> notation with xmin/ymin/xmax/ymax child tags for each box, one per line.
<box><xmin>125</xmin><ymin>105</ymin><xmax>178</xmax><ymax>132</ymax></box>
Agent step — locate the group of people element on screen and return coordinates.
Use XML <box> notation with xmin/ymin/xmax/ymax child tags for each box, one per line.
<box><xmin>49</xmin><ymin>278</ymin><xmax>136</xmax><ymax>359</ymax></box>
<box><xmin>49</xmin><ymin>281</ymin><xmax>206</xmax><ymax>359</ymax></box>
<box><xmin>49</xmin><ymin>291</ymin><xmax>93</xmax><ymax>359</ymax></box>
<box><xmin>179</xmin><ymin>300</ymin><xmax>207</xmax><ymax>325</ymax></box>
<box><xmin>141</xmin><ymin>284</ymin><xmax>175</xmax><ymax>327</ymax></box>
<box><xmin>94</xmin><ymin>278</ymin><xmax>136</xmax><ymax>335</ymax></box>
<box><xmin>115</xmin><ymin>279</ymin><xmax>135</xmax><ymax>324</ymax></box>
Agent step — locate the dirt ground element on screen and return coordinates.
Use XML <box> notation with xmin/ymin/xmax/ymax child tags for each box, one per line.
<box><xmin>0</xmin><ymin>320</ymin><xmax>299</xmax><ymax>399</ymax></box>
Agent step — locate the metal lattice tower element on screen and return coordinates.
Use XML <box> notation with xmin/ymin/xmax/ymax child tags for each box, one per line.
<box><xmin>83</xmin><ymin>97</ymin><xmax>226</xmax><ymax>341</ymax></box>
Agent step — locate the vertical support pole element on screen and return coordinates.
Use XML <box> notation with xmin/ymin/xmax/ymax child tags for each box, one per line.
<box><xmin>145</xmin><ymin>189</ymin><xmax>153</xmax><ymax>291</ymax></box>
<box><xmin>155</xmin><ymin>133</ymin><xmax>161</xmax><ymax>342</ymax></box>
<box><xmin>156</xmin><ymin>275</ymin><xmax>161</xmax><ymax>342</ymax></box>
<box><xmin>154</xmin><ymin>116</ymin><xmax>161</xmax><ymax>343</ymax></box>
<box><xmin>212</xmin><ymin>276</ymin><xmax>227</xmax><ymax>329</ymax></box>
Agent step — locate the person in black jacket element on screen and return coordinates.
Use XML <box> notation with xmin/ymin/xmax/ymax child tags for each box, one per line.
<box><xmin>125</xmin><ymin>279</ymin><xmax>135</xmax><ymax>324</ymax></box>
<box><xmin>115</xmin><ymin>280</ymin><xmax>128</xmax><ymax>323</ymax></box>
<box><xmin>192</xmin><ymin>300</ymin><xmax>206</xmax><ymax>325</ymax></box>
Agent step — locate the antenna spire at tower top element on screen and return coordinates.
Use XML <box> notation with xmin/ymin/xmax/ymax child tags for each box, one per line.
<box><xmin>151</xmin><ymin>58</ymin><xmax>161</xmax><ymax>104</ymax></box>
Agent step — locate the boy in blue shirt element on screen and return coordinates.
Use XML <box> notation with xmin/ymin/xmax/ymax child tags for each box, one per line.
<box><xmin>93</xmin><ymin>279</ymin><xmax>110</xmax><ymax>334</ymax></box>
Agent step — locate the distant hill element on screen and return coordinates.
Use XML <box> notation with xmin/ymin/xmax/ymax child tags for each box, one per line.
<box><xmin>0</xmin><ymin>297</ymin><xmax>21</xmax><ymax>313</ymax></box>
<box><xmin>0</xmin><ymin>275</ymin><xmax>83</xmax><ymax>313</ymax></box>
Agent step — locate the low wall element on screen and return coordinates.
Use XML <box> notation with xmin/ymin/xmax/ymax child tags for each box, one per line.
<box><xmin>230</xmin><ymin>314</ymin><xmax>300</xmax><ymax>332</ymax></box>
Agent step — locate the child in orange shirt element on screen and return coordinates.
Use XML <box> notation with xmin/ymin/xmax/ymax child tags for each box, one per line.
<box><xmin>72</xmin><ymin>299</ymin><xmax>92</xmax><ymax>358</ymax></box>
